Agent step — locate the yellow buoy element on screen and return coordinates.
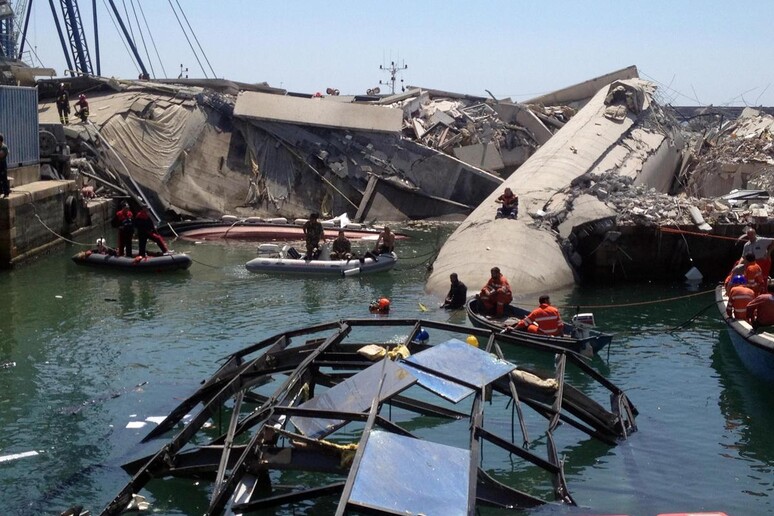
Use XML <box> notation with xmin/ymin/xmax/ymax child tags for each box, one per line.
<box><xmin>466</xmin><ymin>335</ymin><xmax>479</xmax><ymax>347</ymax></box>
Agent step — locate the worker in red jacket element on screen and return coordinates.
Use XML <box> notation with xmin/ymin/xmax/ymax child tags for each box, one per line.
<box><xmin>511</xmin><ymin>294</ymin><xmax>564</xmax><ymax>336</ymax></box>
<box><xmin>727</xmin><ymin>275</ymin><xmax>755</xmax><ymax>320</ymax></box>
<box><xmin>112</xmin><ymin>201</ymin><xmax>134</xmax><ymax>257</ymax></box>
<box><xmin>743</xmin><ymin>253</ymin><xmax>766</xmax><ymax>296</ymax></box>
<box><xmin>134</xmin><ymin>204</ymin><xmax>169</xmax><ymax>256</ymax></box>
<box><xmin>746</xmin><ymin>283</ymin><xmax>774</xmax><ymax>327</ymax></box>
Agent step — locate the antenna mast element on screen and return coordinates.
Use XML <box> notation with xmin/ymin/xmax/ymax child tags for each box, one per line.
<box><xmin>379</xmin><ymin>59</ymin><xmax>407</xmax><ymax>94</ymax></box>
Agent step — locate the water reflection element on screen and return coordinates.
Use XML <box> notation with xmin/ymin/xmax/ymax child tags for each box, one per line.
<box><xmin>713</xmin><ymin>332</ymin><xmax>774</xmax><ymax>468</ymax></box>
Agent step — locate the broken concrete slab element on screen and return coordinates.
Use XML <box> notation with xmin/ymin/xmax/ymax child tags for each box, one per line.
<box><xmin>234</xmin><ymin>91</ymin><xmax>404</xmax><ymax>133</ymax></box>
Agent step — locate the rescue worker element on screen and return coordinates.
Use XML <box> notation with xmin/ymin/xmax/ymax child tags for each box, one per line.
<box><xmin>302</xmin><ymin>213</ymin><xmax>324</xmax><ymax>260</ymax></box>
<box><xmin>134</xmin><ymin>204</ymin><xmax>169</xmax><ymax>256</ymax></box>
<box><xmin>330</xmin><ymin>230</ymin><xmax>354</xmax><ymax>260</ymax></box>
<box><xmin>56</xmin><ymin>83</ymin><xmax>70</xmax><ymax>124</ymax></box>
<box><xmin>95</xmin><ymin>237</ymin><xmax>117</xmax><ymax>256</ymax></box>
<box><xmin>479</xmin><ymin>267</ymin><xmax>512</xmax><ymax>316</ymax></box>
<box><xmin>369</xmin><ymin>297</ymin><xmax>390</xmax><ymax>314</ymax></box>
<box><xmin>746</xmin><ymin>282</ymin><xmax>774</xmax><ymax>327</ymax></box>
<box><xmin>441</xmin><ymin>272</ymin><xmax>467</xmax><ymax>309</ymax></box>
<box><xmin>743</xmin><ymin>253</ymin><xmax>766</xmax><ymax>297</ymax></box>
<box><xmin>739</xmin><ymin>227</ymin><xmax>774</xmax><ymax>280</ymax></box>
<box><xmin>727</xmin><ymin>275</ymin><xmax>755</xmax><ymax>320</ymax></box>
<box><xmin>73</xmin><ymin>94</ymin><xmax>89</xmax><ymax>123</ymax></box>
<box><xmin>495</xmin><ymin>187</ymin><xmax>518</xmax><ymax>219</ymax></box>
<box><xmin>113</xmin><ymin>201</ymin><xmax>134</xmax><ymax>257</ymax></box>
<box><xmin>373</xmin><ymin>226</ymin><xmax>395</xmax><ymax>254</ymax></box>
<box><xmin>510</xmin><ymin>294</ymin><xmax>564</xmax><ymax>336</ymax></box>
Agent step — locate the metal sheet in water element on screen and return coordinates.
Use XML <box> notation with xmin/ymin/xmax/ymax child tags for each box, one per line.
<box><xmin>348</xmin><ymin>430</ymin><xmax>470</xmax><ymax>515</ymax></box>
<box><xmin>398</xmin><ymin>362</ymin><xmax>474</xmax><ymax>403</ymax></box>
<box><xmin>291</xmin><ymin>360</ymin><xmax>416</xmax><ymax>438</ymax></box>
<box><xmin>405</xmin><ymin>338</ymin><xmax>516</xmax><ymax>388</ymax></box>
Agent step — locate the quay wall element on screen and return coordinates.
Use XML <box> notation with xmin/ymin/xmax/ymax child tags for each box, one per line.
<box><xmin>0</xmin><ymin>180</ymin><xmax>79</xmax><ymax>267</ymax></box>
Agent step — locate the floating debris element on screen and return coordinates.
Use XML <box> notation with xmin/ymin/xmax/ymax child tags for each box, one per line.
<box><xmin>96</xmin><ymin>318</ymin><xmax>636</xmax><ymax>515</ymax></box>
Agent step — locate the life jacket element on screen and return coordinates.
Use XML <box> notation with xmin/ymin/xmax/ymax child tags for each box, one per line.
<box><xmin>116</xmin><ymin>208</ymin><xmax>133</xmax><ymax>229</ymax></box>
<box><xmin>745</xmin><ymin>263</ymin><xmax>765</xmax><ymax>296</ymax></box>
<box><xmin>728</xmin><ymin>285</ymin><xmax>755</xmax><ymax>319</ymax></box>
<box><xmin>524</xmin><ymin>303</ymin><xmax>563</xmax><ymax>336</ymax></box>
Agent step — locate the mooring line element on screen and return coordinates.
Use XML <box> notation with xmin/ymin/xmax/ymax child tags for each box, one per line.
<box><xmin>561</xmin><ymin>288</ymin><xmax>716</xmax><ymax>310</ymax></box>
<box><xmin>659</xmin><ymin>227</ymin><xmax>741</xmax><ymax>241</ymax></box>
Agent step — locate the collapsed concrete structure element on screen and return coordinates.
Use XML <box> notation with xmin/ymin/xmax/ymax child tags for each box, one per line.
<box><xmin>426</xmin><ymin>78</ymin><xmax>686</xmax><ymax>298</ymax></box>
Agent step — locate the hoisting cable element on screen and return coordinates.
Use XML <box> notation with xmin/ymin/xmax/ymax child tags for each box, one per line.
<box><xmin>129</xmin><ymin>0</ymin><xmax>155</xmax><ymax>79</ymax></box>
<box><xmin>167</xmin><ymin>0</ymin><xmax>208</xmax><ymax>78</ymax></box>
<box><xmin>101</xmin><ymin>0</ymin><xmax>140</xmax><ymax>75</ymax></box>
<box><xmin>120</xmin><ymin>0</ymin><xmax>135</xmax><ymax>46</ymax></box>
<box><xmin>174</xmin><ymin>0</ymin><xmax>217</xmax><ymax>78</ymax></box>
<box><xmin>137</xmin><ymin>0</ymin><xmax>167</xmax><ymax>78</ymax></box>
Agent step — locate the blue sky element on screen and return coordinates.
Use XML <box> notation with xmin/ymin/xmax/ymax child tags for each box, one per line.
<box><xmin>21</xmin><ymin>1</ymin><xmax>774</xmax><ymax>106</ymax></box>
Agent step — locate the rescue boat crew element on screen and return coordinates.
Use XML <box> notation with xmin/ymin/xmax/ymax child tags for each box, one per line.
<box><xmin>727</xmin><ymin>275</ymin><xmax>755</xmax><ymax>320</ymax></box>
<box><xmin>513</xmin><ymin>294</ymin><xmax>564</xmax><ymax>336</ymax></box>
<box><xmin>746</xmin><ymin>282</ymin><xmax>774</xmax><ymax>327</ymax></box>
<box><xmin>743</xmin><ymin>253</ymin><xmax>766</xmax><ymax>297</ymax></box>
<box><xmin>113</xmin><ymin>201</ymin><xmax>134</xmax><ymax>257</ymax></box>
<box><xmin>739</xmin><ymin>227</ymin><xmax>774</xmax><ymax>280</ymax></box>
<box><xmin>479</xmin><ymin>267</ymin><xmax>512</xmax><ymax>316</ymax></box>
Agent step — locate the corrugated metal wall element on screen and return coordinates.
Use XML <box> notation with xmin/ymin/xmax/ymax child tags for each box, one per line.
<box><xmin>0</xmin><ymin>86</ymin><xmax>39</xmax><ymax>167</ymax></box>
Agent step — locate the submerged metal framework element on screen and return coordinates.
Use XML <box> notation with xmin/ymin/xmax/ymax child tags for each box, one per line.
<box><xmin>99</xmin><ymin>318</ymin><xmax>638</xmax><ymax>515</ymax></box>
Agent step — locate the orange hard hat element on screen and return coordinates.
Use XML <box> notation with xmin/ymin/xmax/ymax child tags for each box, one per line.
<box><xmin>378</xmin><ymin>298</ymin><xmax>390</xmax><ymax>309</ymax></box>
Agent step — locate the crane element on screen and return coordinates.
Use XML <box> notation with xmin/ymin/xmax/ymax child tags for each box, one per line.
<box><xmin>10</xmin><ymin>0</ymin><xmax>149</xmax><ymax>77</ymax></box>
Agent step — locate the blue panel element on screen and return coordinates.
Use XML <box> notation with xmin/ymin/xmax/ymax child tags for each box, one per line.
<box><xmin>291</xmin><ymin>360</ymin><xmax>416</xmax><ymax>438</ymax></box>
<box><xmin>349</xmin><ymin>430</ymin><xmax>471</xmax><ymax>515</ymax></box>
<box><xmin>0</xmin><ymin>86</ymin><xmax>39</xmax><ymax>167</ymax></box>
<box><xmin>405</xmin><ymin>338</ymin><xmax>516</xmax><ymax>389</ymax></box>
<box><xmin>398</xmin><ymin>362</ymin><xmax>474</xmax><ymax>403</ymax></box>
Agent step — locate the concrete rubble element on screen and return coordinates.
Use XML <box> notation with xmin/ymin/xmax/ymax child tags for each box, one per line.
<box><xmin>426</xmin><ymin>78</ymin><xmax>688</xmax><ymax>298</ymax></box>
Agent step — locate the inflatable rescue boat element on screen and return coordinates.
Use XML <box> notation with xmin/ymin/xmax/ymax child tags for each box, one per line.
<box><xmin>72</xmin><ymin>250</ymin><xmax>192</xmax><ymax>272</ymax></box>
<box><xmin>245</xmin><ymin>244</ymin><xmax>397</xmax><ymax>277</ymax></box>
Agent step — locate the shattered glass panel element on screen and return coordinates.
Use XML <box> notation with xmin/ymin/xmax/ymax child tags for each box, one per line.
<box><xmin>348</xmin><ymin>430</ymin><xmax>470</xmax><ymax>515</ymax></box>
<box><xmin>405</xmin><ymin>338</ymin><xmax>516</xmax><ymax>389</ymax></box>
<box><xmin>291</xmin><ymin>360</ymin><xmax>416</xmax><ymax>438</ymax></box>
<box><xmin>398</xmin><ymin>362</ymin><xmax>474</xmax><ymax>403</ymax></box>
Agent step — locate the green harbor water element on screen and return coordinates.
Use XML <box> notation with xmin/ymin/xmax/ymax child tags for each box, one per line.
<box><xmin>0</xmin><ymin>223</ymin><xmax>772</xmax><ymax>515</ymax></box>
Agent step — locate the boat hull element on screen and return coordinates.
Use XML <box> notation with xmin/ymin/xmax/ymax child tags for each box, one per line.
<box><xmin>245</xmin><ymin>253</ymin><xmax>397</xmax><ymax>276</ymax></box>
<box><xmin>163</xmin><ymin>220</ymin><xmax>408</xmax><ymax>242</ymax></box>
<box><xmin>715</xmin><ymin>285</ymin><xmax>774</xmax><ymax>382</ymax></box>
<box><xmin>72</xmin><ymin>252</ymin><xmax>192</xmax><ymax>272</ymax></box>
<box><xmin>466</xmin><ymin>298</ymin><xmax>612</xmax><ymax>356</ymax></box>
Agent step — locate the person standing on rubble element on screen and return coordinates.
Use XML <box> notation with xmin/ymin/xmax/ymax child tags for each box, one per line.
<box><xmin>738</xmin><ymin>227</ymin><xmax>774</xmax><ymax>280</ymax></box>
<box><xmin>56</xmin><ymin>83</ymin><xmax>70</xmax><ymax>125</ymax></box>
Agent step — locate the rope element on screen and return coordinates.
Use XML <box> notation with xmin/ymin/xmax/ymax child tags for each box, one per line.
<box><xmin>560</xmin><ymin>288</ymin><xmax>715</xmax><ymax>310</ymax></box>
<box><xmin>175</xmin><ymin>0</ymin><xmax>217</xmax><ymax>78</ymax></box>
<box><xmin>659</xmin><ymin>227</ymin><xmax>741</xmax><ymax>242</ymax></box>
<box><xmin>167</xmin><ymin>0</ymin><xmax>208</xmax><ymax>78</ymax></box>
<box><xmin>35</xmin><ymin>214</ymin><xmax>89</xmax><ymax>246</ymax></box>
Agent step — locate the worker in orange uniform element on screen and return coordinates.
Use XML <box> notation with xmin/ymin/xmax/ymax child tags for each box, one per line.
<box><xmin>726</xmin><ymin>275</ymin><xmax>755</xmax><ymax>320</ymax></box>
<box><xmin>369</xmin><ymin>297</ymin><xmax>390</xmax><ymax>314</ymax></box>
<box><xmin>479</xmin><ymin>267</ymin><xmax>512</xmax><ymax>316</ymax></box>
<box><xmin>746</xmin><ymin>283</ymin><xmax>774</xmax><ymax>327</ymax></box>
<box><xmin>743</xmin><ymin>253</ymin><xmax>766</xmax><ymax>296</ymax></box>
<box><xmin>510</xmin><ymin>294</ymin><xmax>564</xmax><ymax>336</ymax></box>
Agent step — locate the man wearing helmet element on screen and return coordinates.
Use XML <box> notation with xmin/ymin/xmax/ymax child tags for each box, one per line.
<box><xmin>56</xmin><ymin>83</ymin><xmax>70</xmax><ymax>124</ymax></box>
<box><xmin>727</xmin><ymin>275</ymin><xmax>755</xmax><ymax>320</ymax></box>
<box><xmin>74</xmin><ymin>94</ymin><xmax>89</xmax><ymax>123</ymax></box>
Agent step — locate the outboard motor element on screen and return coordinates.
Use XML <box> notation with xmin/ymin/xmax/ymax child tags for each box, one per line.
<box><xmin>570</xmin><ymin>313</ymin><xmax>596</xmax><ymax>340</ymax></box>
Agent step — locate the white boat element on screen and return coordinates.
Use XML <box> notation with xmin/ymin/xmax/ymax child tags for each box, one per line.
<box><xmin>245</xmin><ymin>244</ymin><xmax>397</xmax><ymax>277</ymax></box>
